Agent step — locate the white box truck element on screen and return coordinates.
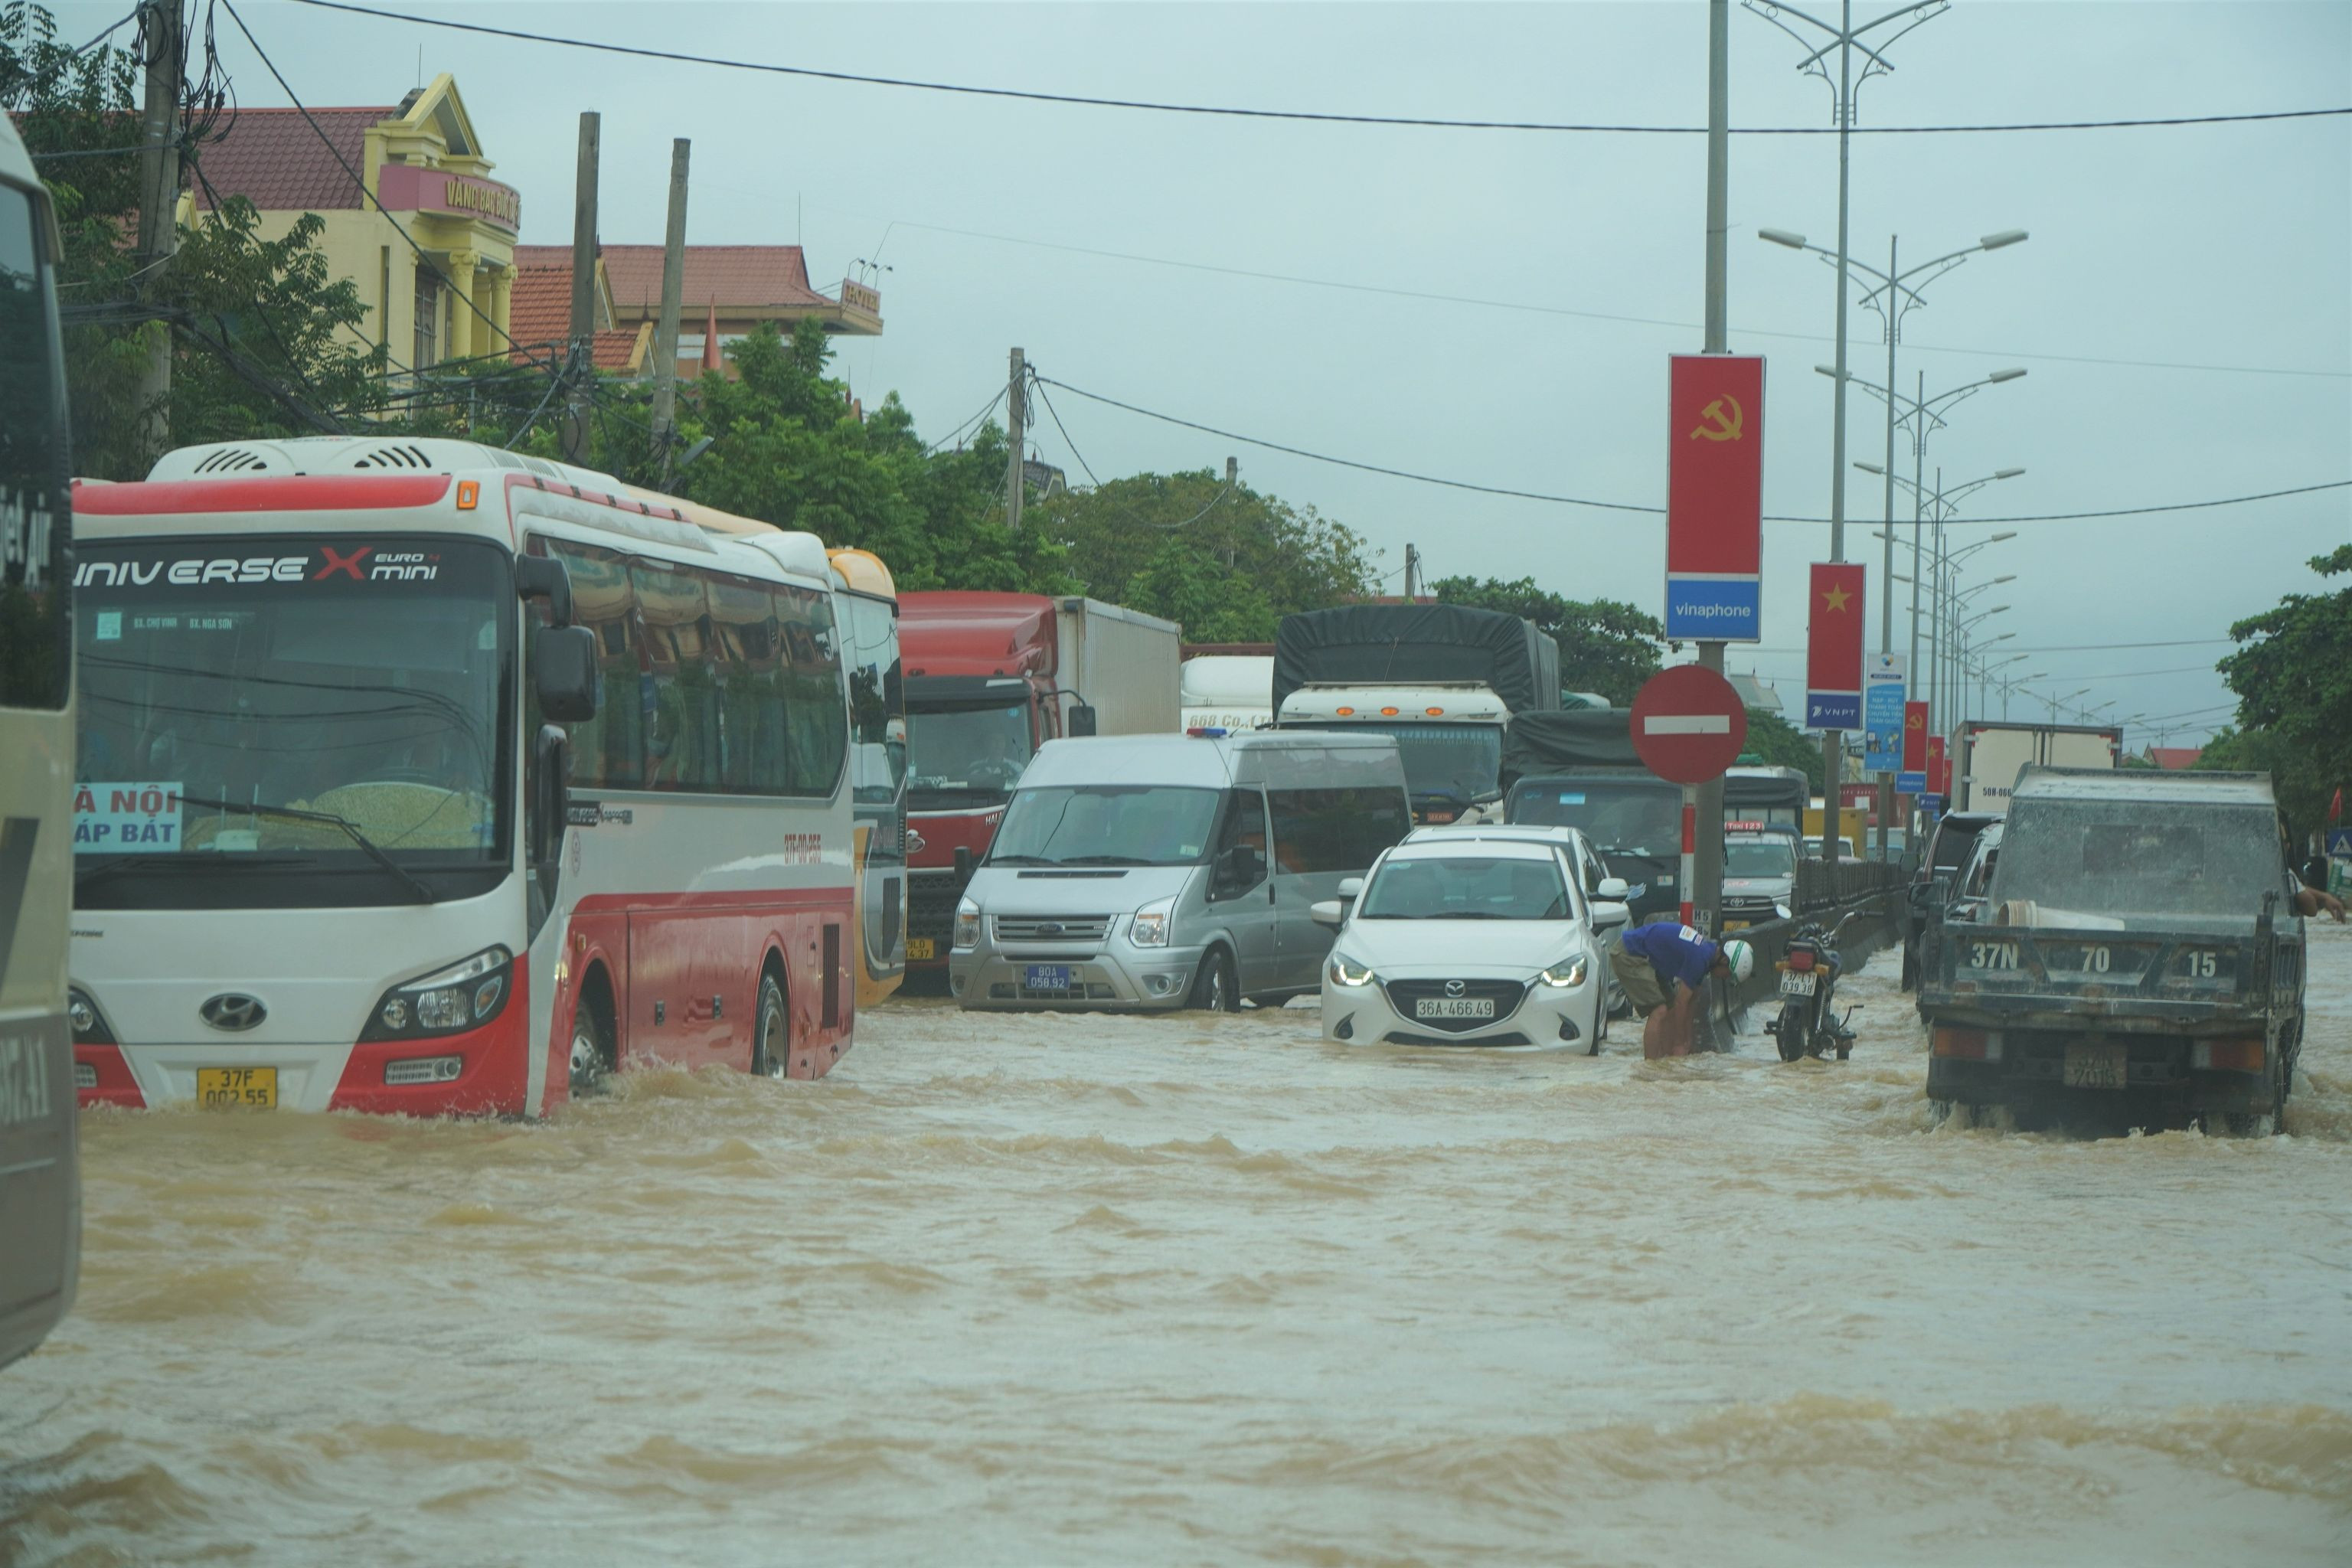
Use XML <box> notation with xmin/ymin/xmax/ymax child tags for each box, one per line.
<box><xmin>1953</xmin><ymin>721</ymin><xmax>2122</xmax><ymax>812</ymax></box>
<box><xmin>1056</xmin><ymin>596</ymin><xmax>1182</xmax><ymax>737</ymax></box>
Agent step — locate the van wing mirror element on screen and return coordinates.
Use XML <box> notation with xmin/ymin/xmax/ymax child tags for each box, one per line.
<box><xmin>532</xmin><ymin>626</ymin><xmax>599</xmax><ymax>723</ymax></box>
<box><xmin>1309</xmin><ymin>899</ymin><xmax>1345</xmax><ymax>929</ymax></box>
<box><xmin>514</xmin><ymin>554</ymin><xmax>574</xmax><ymax>628</ymax></box>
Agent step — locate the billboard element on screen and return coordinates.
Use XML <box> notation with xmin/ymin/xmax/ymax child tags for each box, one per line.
<box><xmin>1665</xmin><ymin>354</ymin><xmax>1764</xmax><ymax>642</ymax></box>
<box><xmin>1805</xmin><ymin>561</ymin><xmax>1866</xmax><ymax>730</ymax></box>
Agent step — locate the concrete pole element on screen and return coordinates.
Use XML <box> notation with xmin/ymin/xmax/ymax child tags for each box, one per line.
<box><xmin>134</xmin><ymin>0</ymin><xmax>182</xmax><ymax>460</ymax></box>
<box><xmin>564</xmin><ymin>112</ymin><xmax>601</xmax><ymax>467</ymax></box>
<box><xmin>650</xmin><ymin>138</ymin><xmax>691</xmax><ymax>480</ymax></box>
<box><xmin>1875</xmin><ymin>234</ymin><xmax>1898</xmax><ymax>860</ymax></box>
<box><xmin>1691</xmin><ymin>0</ymin><xmax>1730</xmax><ymax>939</ymax></box>
<box><xmin>1006</xmin><ymin>348</ymin><xmax>1026</xmax><ymax>530</ymax></box>
<box><xmin>1820</xmin><ymin>0</ymin><xmax>1854</xmax><ymax>866</ymax></box>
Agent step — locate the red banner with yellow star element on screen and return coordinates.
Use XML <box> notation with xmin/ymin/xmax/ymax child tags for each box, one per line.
<box><xmin>1805</xmin><ymin>561</ymin><xmax>1866</xmax><ymax>729</ymax></box>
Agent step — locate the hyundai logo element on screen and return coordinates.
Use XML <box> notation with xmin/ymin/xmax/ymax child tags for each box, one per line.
<box><xmin>1444</xmin><ymin>979</ymin><xmax>1466</xmax><ymax>998</ymax></box>
<box><xmin>199</xmin><ymin>993</ymin><xmax>267</xmax><ymax>1032</ymax></box>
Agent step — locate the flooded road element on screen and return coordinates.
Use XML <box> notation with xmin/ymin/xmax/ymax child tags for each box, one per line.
<box><xmin>8</xmin><ymin>929</ymin><xmax>2350</xmax><ymax>1566</ymax></box>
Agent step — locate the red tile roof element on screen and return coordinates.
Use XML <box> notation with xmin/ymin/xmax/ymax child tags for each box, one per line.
<box><xmin>2147</xmin><ymin>746</ymin><xmax>2204</xmax><ymax>771</ymax></box>
<box><xmin>188</xmin><ymin>107</ymin><xmax>388</xmax><ymax>212</ymax></box>
<box><xmin>516</xmin><ymin>243</ymin><xmax>831</xmax><ymax>312</ymax></box>
<box><xmin>507</xmin><ymin>265</ymin><xmax>572</xmax><ymax>360</ymax></box>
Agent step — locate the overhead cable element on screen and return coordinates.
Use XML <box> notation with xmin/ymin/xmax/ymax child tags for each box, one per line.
<box><xmin>284</xmin><ymin>2</ymin><xmax>2350</xmax><ymax>137</ymax></box>
<box><xmin>1036</xmin><ymin>376</ymin><xmax>2352</xmax><ymax>526</ymax></box>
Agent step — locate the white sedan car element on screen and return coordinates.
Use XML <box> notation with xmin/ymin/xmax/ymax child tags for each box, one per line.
<box><xmin>1313</xmin><ymin>837</ymin><xmax>1622</xmax><ymax>1053</ymax></box>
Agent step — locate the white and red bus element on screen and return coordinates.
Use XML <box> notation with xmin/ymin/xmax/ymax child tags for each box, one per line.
<box><xmin>69</xmin><ymin>436</ymin><xmax>861</xmax><ymax>1116</ymax></box>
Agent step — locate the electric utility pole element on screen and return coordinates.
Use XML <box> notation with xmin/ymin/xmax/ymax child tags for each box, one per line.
<box><xmin>1006</xmin><ymin>347</ymin><xmax>1026</xmax><ymax>530</ymax></box>
<box><xmin>1690</xmin><ymin>0</ymin><xmax>1731</xmax><ymax>936</ymax></box>
<box><xmin>135</xmin><ymin>0</ymin><xmax>182</xmax><ymax>459</ymax></box>
<box><xmin>564</xmin><ymin>111</ymin><xmax>600</xmax><ymax>467</ymax></box>
<box><xmin>650</xmin><ymin>137</ymin><xmax>690</xmax><ymax>482</ymax></box>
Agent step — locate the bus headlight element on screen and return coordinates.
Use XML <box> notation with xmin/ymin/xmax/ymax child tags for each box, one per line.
<box><xmin>953</xmin><ymin>899</ymin><xmax>981</xmax><ymax>950</ymax></box>
<box><xmin>360</xmin><ymin>946</ymin><xmax>514</xmax><ymax>1040</ymax></box>
<box><xmin>1539</xmin><ymin>957</ymin><xmax>1588</xmax><ymax>988</ymax></box>
<box><xmin>1328</xmin><ymin>952</ymin><xmax>1375</xmax><ymax>988</ymax></box>
<box><xmin>1130</xmin><ymin>898</ymin><xmax>1175</xmax><ymax>947</ymax></box>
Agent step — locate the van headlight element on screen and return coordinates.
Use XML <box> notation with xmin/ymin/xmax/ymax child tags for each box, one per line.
<box><xmin>359</xmin><ymin>946</ymin><xmax>513</xmax><ymax>1040</ymax></box>
<box><xmin>1539</xmin><ymin>956</ymin><xmax>1588</xmax><ymax>988</ymax></box>
<box><xmin>1328</xmin><ymin>952</ymin><xmax>1375</xmax><ymax>988</ymax></box>
<box><xmin>952</xmin><ymin>898</ymin><xmax>981</xmax><ymax>950</ymax></box>
<box><xmin>1129</xmin><ymin>897</ymin><xmax>1175</xmax><ymax>947</ymax></box>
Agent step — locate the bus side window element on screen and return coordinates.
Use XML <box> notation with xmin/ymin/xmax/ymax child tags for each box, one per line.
<box><xmin>534</xmin><ymin>537</ymin><xmax>640</xmax><ymax>789</ymax></box>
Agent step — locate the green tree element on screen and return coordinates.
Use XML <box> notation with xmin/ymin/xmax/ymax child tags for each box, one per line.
<box><xmin>1737</xmin><ymin>707</ymin><xmax>1826</xmax><ymax>793</ymax></box>
<box><xmin>5</xmin><ymin>2</ymin><xmax>392</xmax><ymax>476</ymax></box>
<box><xmin>1030</xmin><ymin>470</ymin><xmax>1377</xmax><ymax>635</ymax></box>
<box><xmin>1427</xmin><ymin>574</ymin><xmax>1671</xmax><ymax>705</ymax></box>
<box><xmin>2210</xmin><ymin>543</ymin><xmax>2352</xmax><ymax>841</ymax></box>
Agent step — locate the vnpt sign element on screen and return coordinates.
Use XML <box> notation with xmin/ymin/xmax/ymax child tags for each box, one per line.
<box><xmin>1805</xmin><ymin>562</ymin><xmax>1865</xmax><ymax>730</ymax></box>
<box><xmin>1664</xmin><ymin>354</ymin><xmax>1764</xmax><ymax>642</ymax></box>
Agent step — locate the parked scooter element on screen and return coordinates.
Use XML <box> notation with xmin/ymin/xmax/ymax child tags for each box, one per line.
<box><xmin>1768</xmin><ymin>909</ymin><xmax>1860</xmax><ymax>1062</ymax></box>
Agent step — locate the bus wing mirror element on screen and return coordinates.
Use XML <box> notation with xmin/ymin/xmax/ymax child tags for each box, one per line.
<box><xmin>1067</xmin><ymin>704</ymin><xmax>1099</xmax><ymax>738</ymax></box>
<box><xmin>533</xmin><ymin>626</ymin><xmax>600</xmax><ymax>723</ymax></box>
<box><xmin>515</xmin><ymin>555</ymin><xmax>575</xmax><ymax>628</ymax></box>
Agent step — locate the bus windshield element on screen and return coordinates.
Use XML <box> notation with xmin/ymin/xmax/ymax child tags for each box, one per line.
<box><xmin>908</xmin><ymin>701</ymin><xmax>1032</xmax><ymax>808</ymax></box>
<box><xmin>1511</xmin><ymin>779</ymin><xmax>1681</xmax><ymax>858</ymax></box>
<box><xmin>72</xmin><ymin>536</ymin><xmax>511</xmax><ymax>906</ymax></box>
<box><xmin>990</xmin><ymin>785</ymin><xmax>1220</xmax><ymax>867</ymax></box>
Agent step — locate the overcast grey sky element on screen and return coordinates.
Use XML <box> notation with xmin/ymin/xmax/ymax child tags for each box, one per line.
<box><xmin>83</xmin><ymin>2</ymin><xmax>2352</xmax><ymax>743</ymax></box>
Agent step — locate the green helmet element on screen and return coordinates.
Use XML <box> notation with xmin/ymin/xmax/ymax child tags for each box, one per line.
<box><xmin>1719</xmin><ymin>938</ymin><xmax>1756</xmax><ymax>984</ymax></box>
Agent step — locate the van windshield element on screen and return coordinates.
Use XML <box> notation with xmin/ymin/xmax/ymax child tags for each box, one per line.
<box><xmin>990</xmin><ymin>785</ymin><xmax>1221</xmax><ymax>867</ymax></box>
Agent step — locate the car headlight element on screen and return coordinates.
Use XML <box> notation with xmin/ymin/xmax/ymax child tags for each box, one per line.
<box><xmin>952</xmin><ymin>898</ymin><xmax>981</xmax><ymax>949</ymax></box>
<box><xmin>1539</xmin><ymin>956</ymin><xmax>1588</xmax><ymax>988</ymax></box>
<box><xmin>1129</xmin><ymin>897</ymin><xmax>1175</xmax><ymax>947</ymax></box>
<box><xmin>359</xmin><ymin>946</ymin><xmax>513</xmax><ymax>1041</ymax></box>
<box><xmin>1327</xmin><ymin>952</ymin><xmax>1375</xmax><ymax>988</ymax></box>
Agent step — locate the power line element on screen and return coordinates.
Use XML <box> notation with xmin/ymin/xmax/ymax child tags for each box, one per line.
<box><xmin>865</xmin><ymin>217</ymin><xmax>2348</xmax><ymax>381</ymax></box>
<box><xmin>1038</xmin><ymin>375</ymin><xmax>2352</xmax><ymax>527</ymax></box>
<box><xmin>285</xmin><ymin>2</ymin><xmax>2350</xmax><ymax>138</ymax></box>
<box><xmin>1028</xmin><ymin>377</ymin><xmax>1102</xmax><ymax>489</ymax></box>
<box><xmin>920</xmin><ymin>386</ymin><xmax>1008</xmax><ymax>456</ymax></box>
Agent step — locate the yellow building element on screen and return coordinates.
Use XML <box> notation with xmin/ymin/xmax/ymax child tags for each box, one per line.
<box><xmin>191</xmin><ymin>74</ymin><xmax>519</xmax><ymax>370</ymax></box>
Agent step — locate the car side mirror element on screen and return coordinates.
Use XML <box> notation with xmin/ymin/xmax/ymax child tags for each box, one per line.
<box><xmin>1310</xmin><ymin>899</ymin><xmax>1345</xmax><ymax>929</ymax></box>
<box><xmin>1337</xmin><ymin>876</ymin><xmax>1365</xmax><ymax>900</ymax></box>
<box><xmin>1067</xmin><ymin>704</ymin><xmax>1098</xmax><ymax>738</ymax></box>
<box><xmin>531</xmin><ymin>723</ymin><xmax>571</xmax><ymax>867</ymax></box>
<box><xmin>514</xmin><ymin>554</ymin><xmax>574</xmax><ymax>627</ymax></box>
<box><xmin>532</xmin><ymin>625</ymin><xmax>599</xmax><ymax>723</ymax></box>
<box><xmin>1590</xmin><ymin>899</ymin><xmax>1630</xmax><ymax>931</ymax></box>
<box><xmin>1596</xmin><ymin>876</ymin><xmax>1630</xmax><ymax>900</ymax></box>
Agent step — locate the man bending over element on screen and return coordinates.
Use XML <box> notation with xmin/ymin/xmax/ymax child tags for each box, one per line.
<box><xmin>1609</xmin><ymin>922</ymin><xmax>1755</xmax><ymax>1060</ymax></box>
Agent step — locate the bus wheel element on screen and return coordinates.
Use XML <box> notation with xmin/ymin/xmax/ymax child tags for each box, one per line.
<box><xmin>752</xmin><ymin>972</ymin><xmax>789</xmax><ymax>1080</ymax></box>
<box><xmin>1187</xmin><ymin>949</ymin><xmax>1237</xmax><ymax>1013</ymax></box>
<box><xmin>569</xmin><ymin>1001</ymin><xmax>613</xmax><ymax>1098</ymax></box>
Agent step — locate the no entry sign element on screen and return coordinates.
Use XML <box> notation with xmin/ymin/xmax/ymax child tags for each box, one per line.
<box><xmin>1630</xmin><ymin>663</ymin><xmax>1749</xmax><ymax>785</ymax></box>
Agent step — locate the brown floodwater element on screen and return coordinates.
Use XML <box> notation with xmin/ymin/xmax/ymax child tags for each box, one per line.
<box><xmin>6</xmin><ymin>928</ymin><xmax>2350</xmax><ymax>1566</ymax></box>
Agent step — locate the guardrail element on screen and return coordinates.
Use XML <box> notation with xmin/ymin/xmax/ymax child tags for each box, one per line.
<box><xmin>1795</xmin><ymin>856</ymin><xmax>1906</xmax><ymax>910</ymax></box>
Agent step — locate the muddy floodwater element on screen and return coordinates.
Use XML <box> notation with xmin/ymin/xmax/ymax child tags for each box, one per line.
<box><xmin>8</xmin><ymin>929</ymin><xmax>2351</xmax><ymax>1566</ymax></box>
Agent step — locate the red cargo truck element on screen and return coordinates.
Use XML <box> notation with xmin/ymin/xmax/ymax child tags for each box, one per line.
<box><xmin>900</xmin><ymin>593</ymin><xmax>1180</xmax><ymax>978</ymax></box>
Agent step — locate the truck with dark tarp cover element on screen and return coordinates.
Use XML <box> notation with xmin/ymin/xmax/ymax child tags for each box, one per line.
<box><xmin>1272</xmin><ymin>603</ymin><xmax>1560</xmax><ymax>823</ymax></box>
<box><xmin>1497</xmin><ymin>708</ymin><xmax>1682</xmax><ymax>923</ymax></box>
<box><xmin>1919</xmin><ymin>766</ymin><xmax>2308</xmax><ymax>1133</ymax></box>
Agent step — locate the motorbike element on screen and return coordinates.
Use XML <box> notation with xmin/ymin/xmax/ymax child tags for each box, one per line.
<box><xmin>1767</xmin><ymin>909</ymin><xmax>1860</xmax><ymax>1062</ymax></box>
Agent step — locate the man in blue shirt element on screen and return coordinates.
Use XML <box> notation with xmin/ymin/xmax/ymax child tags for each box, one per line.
<box><xmin>1611</xmin><ymin>922</ymin><xmax>1754</xmax><ymax>1058</ymax></box>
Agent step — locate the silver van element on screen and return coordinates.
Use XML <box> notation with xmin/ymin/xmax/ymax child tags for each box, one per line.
<box><xmin>951</xmin><ymin>730</ymin><xmax>1411</xmax><ymax>1011</ymax></box>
